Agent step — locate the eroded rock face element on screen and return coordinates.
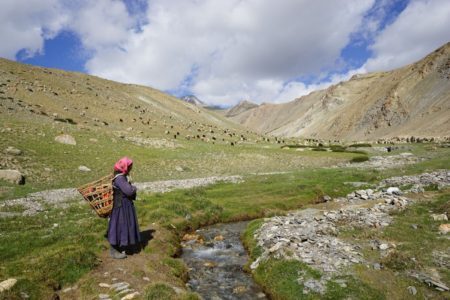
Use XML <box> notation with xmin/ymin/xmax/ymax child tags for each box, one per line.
<box><xmin>0</xmin><ymin>169</ymin><xmax>25</xmax><ymax>184</ymax></box>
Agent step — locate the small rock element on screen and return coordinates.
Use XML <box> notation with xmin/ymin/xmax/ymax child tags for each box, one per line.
<box><xmin>78</xmin><ymin>165</ymin><xmax>91</xmax><ymax>172</ymax></box>
<box><xmin>4</xmin><ymin>146</ymin><xmax>22</xmax><ymax>155</ymax></box>
<box><xmin>121</xmin><ymin>292</ymin><xmax>140</xmax><ymax>300</ymax></box>
<box><xmin>386</xmin><ymin>187</ymin><xmax>402</xmax><ymax>195</ymax></box>
<box><xmin>431</xmin><ymin>214</ymin><xmax>448</xmax><ymax>221</ymax></box>
<box><xmin>214</xmin><ymin>235</ymin><xmax>224</xmax><ymax>241</ymax></box>
<box><xmin>175</xmin><ymin>166</ymin><xmax>184</xmax><ymax>172</ymax></box>
<box><xmin>143</xmin><ymin>277</ymin><xmax>150</xmax><ymax>282</ymax></box>
<box><xmin>322</xmin><ymin>195</ymin><xmax>332</xmax><ymax>202</ymax></box>
<box><xmin>89</xmin><ymin>138</ymin><xmax>98</xmax><ymax>143</ymax></box>
<box><xmin>379</xmin><ymin>243</ymin><xmax>389</xmax><ymax>250</ymax></box>
<box><xmin>203</xmin><ymin>261</ymin><xmax>217</xmax><ymax>268</ymax></box>
<box><xmin>0</xmin><ymin>169</ymin><xmax>25</xmax><ymax>185</ymax></box>
<box><xmin>0</xmin><ymin>278</ymin><xmax>17</xmax><ymax>292</ymax></box>
<box><xmin>54</xmin><ymin>134</ymin><xmax>76</xmax><ymax>145</ymax></box>
<box><xmin>233</xmin><ymin>286</ymin><xmax>247</xmax><ymax>294</ymax></box>
<box><xmin>411</xmin><ymin>224</ymin><xmax>418</xmax><ymax>230</ymax></box>
<box><xmin>99</xmin><ymin>283</ymin><xmax>110</xmax><ymax>288</ymax></box>
<box><xmin>373</xmin><ymin>263</ymin><xmax>381</xmax><ymax>270</ymax></box>
<box><xmin>98</xmin><ymin>294</ymin><xmax>111</xmax><ymax>300</ymax></box>
<box><xmin>438</xmin><ymin>224</ymin><xmax>450</xmax><ymax>234</ymax></box>
<box><xmin>407</xmin><ymin>286</ymin><xmax>417</xmax><ymax>295</ymax></box>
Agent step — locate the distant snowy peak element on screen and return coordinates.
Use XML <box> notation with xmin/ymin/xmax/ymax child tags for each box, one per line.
<box><xmin>181</xmin><ymin>95</ymin><xmax>206</xmax><ymax>107</ymax></box>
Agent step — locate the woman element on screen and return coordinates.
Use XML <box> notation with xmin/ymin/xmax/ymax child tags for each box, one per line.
<box><xmin>107</xmin><ymin>157</ymin><xmax>141</xmax><ymax>259</ymax></box>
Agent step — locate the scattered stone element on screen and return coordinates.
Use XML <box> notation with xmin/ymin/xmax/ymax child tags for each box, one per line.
<box><xmin>78</xmin><ymin>165</ymin><xmax>91</xmax><ymax>172</ymax></box>
<box><xmin>0</xmin><ymin>169</ymin><xmax>25</xmax><ymax>185</ymax></box>
<box><xmin>303</xmin><ymin>279</ymin><xmax>326</xmax><ymax>295</ymax></box>
<box><xmin>121</xmin><ymin>292</ymin><xmax>140</xmax><ymax>300</ymax></box>
<box><xmin>407</xmin><ymin>286</ymin><xmax>417</xmax><ymax>295</ymax></box>
<box><xmin>99</xmin><ymin>283</ymin><xmax>110</xmax><ymax>288</ymax></box>
<box><xmin>386</xmin><ymin>187</ymin><xmax>402</xmax><ymax>195</ymax></box>
<box><xmin>409</xmin><ymin>271</ymin><xmax>449</xmax><ymax>291</ymax></box>
<box><xmin>203</xmin><ymin>261</ymin><xmax>217</xmax><ymax>268</ymax></box>
<box><xmin>175</xmin><ymin>166</ymin><xmax>184</xmax><ymax>172</ymax></box>
<box><xmin>233</xmin><ymin>286</ymin><xmax>247</xmax><ymax>294</ymax></box>
<box><xmin>411</xmin><ymin>224</ymin><xmax>418</xmax><ymax>230</ymax></box>
<box><xmin>143</xmin><ymin>277</ymin><xmax>150</xmax><ymax>282</ymax></box>
<box><xmin>431</xmin><ymin>214</ymin><xmax>448</xmax><ymax>221</ymax></box>
<box><xmin>54</xmin><ymin>134</ymin><xmax>76</xmax><ymax>145</ymax></box>
<box><xmin>438</xmin><ymin>224</ymin><xmax>450</xmax><ymax>234</ymax></box>
<box><xmin>89</xmin><ymin>138</ymin><xmax>98</xmax><ymax>143</ymax></box>
<box><xmin>98</xmin><ymin>294</ymin><xmax>110</xmax><ymax>300</ymax></box>
<box><xmin>214</xmin><ymin>235</ymin><xmax>224</xmax><ymax>241</ymax></box>
<box><xmin>322</xmin><ymin>195</ymin><xmax>332</xmax><ymax>202</ymax></box>
<box><xmin>0</xmin><ymin>278</ymin><xmax>17</xmax><ymax>292</ymax></box>
<box><xmin>4</xmin><ymin>146</ymin><xmax>22</xmax><ymax>155</ymax></box>
<box><xmin>379</xmin><ymin>244</ymin><xmax>389</xmax><ymax>250</ymax></box>
<box><xmin>373</xmin><ymin>263</ymin><xmax>381</xmax><ymax>270</ymax></box>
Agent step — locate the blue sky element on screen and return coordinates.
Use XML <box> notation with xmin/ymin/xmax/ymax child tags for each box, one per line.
<box><xmin>1</xmin><ymin>0</ymin><xmax>450</xmax><ymax>106</ymax></box>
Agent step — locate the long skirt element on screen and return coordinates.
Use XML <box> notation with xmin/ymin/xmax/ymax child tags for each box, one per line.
<box><xmin>107</xmin><ymin>198</ymin><xmax>140</xmax><ymax>247</ymax></box>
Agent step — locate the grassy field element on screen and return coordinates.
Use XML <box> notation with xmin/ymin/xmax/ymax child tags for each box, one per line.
<box><xmin>0</xmin><ymin>139</ymin><xmax>449</xmax><ymax>299</ymax></box>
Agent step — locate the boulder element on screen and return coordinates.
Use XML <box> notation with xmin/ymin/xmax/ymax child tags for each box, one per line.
<box><xmin>55</xmin><ymin>134</ymin><xmax>76</xmax><ymax>145</ymax></box>
<box><xmin>0</xmin><ymin>170</ymin><xmax>25</xmax><ymax>185</ymax></box>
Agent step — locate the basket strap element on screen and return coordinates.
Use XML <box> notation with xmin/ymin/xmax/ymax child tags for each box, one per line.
<box><xmin>112</xmin><ymin>173</ymin><xmax>126</xmax><ymax>189</ymax></box>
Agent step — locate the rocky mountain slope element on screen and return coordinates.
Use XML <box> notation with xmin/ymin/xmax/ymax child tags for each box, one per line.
<box><xmin>227</xmin><ymin>42</ymin><xmax>450</xmax><ymax>141</ymax></box>
<box><xmin>0</xmin><ymin>58</ymin><xmax>261</xmax><ymax>143</ymax></box>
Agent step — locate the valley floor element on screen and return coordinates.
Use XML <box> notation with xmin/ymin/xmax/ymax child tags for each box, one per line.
<box><xmin>0</xmin><ymin>143</ymin><xmax>449</xmax><ymax>299</ymax></box>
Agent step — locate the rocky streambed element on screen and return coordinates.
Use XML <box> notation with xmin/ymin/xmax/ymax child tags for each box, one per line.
<box><xmin>181</xmin><ymin>222</ymin><xmax>267</xmax><ymax>300</ymax></box>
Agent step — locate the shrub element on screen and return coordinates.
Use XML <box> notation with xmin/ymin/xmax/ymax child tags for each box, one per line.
<box><xmin>348</xmin><ymin>143</ymin><xmax>372</xmax><ymax>148</ymax></box>
<box><xmin>351</xmin><ymin>156</ymin><xmax>369</xmax><ymax>163</ymax></box>
<box><xmin>144</xmin><ymin>283</ymin><xmax>176</xmax><ymax>300</ymax></box>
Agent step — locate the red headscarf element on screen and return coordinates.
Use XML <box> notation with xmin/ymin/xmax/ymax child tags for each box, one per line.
<box><xmin>114</xmin><ymin>157</ymin><xmax>133</xmax><ymax>174</ymax></box>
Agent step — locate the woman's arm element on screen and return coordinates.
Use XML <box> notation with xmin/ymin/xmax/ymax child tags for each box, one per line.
<box><xmin>114</xmin><ymin>175</ymin><xmax>137</xmax><ymax>197</ymax></box>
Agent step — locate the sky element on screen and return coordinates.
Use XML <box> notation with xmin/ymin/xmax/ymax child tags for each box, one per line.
<box><xmin>1</xmin><ymin>0</ymin><xmax>450</xmax><ymax>107</ymax></box>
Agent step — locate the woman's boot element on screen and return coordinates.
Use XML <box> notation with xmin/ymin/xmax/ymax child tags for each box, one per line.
<box><xmin>110</xmin><ymin>245</ymin><xmax>127</xmax><ymax>259</ymax></box>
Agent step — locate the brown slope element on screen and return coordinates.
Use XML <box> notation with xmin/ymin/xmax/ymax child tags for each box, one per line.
<box><xmin>0</xmin><ymin>58</ymin><xmax>249</xmax><ymax>140</ymax></box>
<box><xmin>225</xmin><ymin>100</ymin><xmax>259</xmax><ymax>117</ymax></box>
<box><xmin>228</xmin><ymin>42</ymin><xmax>450</xmax><ymax>140</ymax></box>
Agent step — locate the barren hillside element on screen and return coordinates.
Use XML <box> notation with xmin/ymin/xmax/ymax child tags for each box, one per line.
<box><xmin>228</xmin><ymin>42</ymin><xmax>450</xmax><ymax>141</ymax></box>
<box><xmin>0</xmin><ymin>58</ymin><xmax>260</xmax><ymax>143</ymax></box>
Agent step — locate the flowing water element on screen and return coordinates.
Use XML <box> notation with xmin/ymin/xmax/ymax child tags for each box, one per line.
<box><xmin>181</xmin><ymin>221</ymin><xmax>267</xmax><ymax>300</ymax></box>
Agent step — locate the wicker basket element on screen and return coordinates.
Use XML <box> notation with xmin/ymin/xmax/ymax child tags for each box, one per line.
<box><xmin>77</xmin><ymin>174</ymin><xmax>114</xmax><ymax>218</ymax></box>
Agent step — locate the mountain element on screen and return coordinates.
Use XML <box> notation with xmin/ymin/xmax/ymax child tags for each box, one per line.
<box><xmin>227</xmin><ymin>42</ymin><xmax>450</xmax><ymax>141</ymax></box>
<box><xmin>225</xmin><ymin>100</ymin><xmax>259</xmax><ymax>117</ymax></box>
<box><xmin>180</xmin><ymin>95</ymin><xmax>206</xmax><ymax>106</ymax></box>
<box><xmin>0</xmin><ymin>58</ymin><xmax>260</xmax><ymax>144</ymax></box>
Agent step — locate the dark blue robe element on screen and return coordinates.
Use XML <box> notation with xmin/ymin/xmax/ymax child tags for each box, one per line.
<box><xmin>107</xmin><ymin>174</ymin><xmax>140</xmax><ymax>247</ymax></box>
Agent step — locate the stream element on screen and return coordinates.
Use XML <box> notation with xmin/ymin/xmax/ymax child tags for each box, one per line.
<box><xmin>181</xmin><ymin>221</ymin><xmax>267</xmax><ymax>300</ymax></box>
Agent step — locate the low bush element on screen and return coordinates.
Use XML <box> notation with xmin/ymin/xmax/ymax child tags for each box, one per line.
<box><xmin>351</xmin><ymin>156</ymin><xmax>370</xmax><ymax>163</ymax></box>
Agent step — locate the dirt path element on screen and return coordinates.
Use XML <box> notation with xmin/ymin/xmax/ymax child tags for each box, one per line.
<box><xmin>0</xmin><ymin>175</ymin><xmax>243</xmax><ymax>218</ymax></box>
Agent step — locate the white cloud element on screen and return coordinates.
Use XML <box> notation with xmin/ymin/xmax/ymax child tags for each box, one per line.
<box><xmin>85</xmin><ymin>0</ymin><xmax>375</xmax><ymax>105</ymax></box>
<box><xmin>364</xmin><ymin>0</ymin><xmax>450</xmax><ymax>72</ymax></box>
<box><xmin>0</xmin><ymin>0</ymin><xmax>67</xmax><ymax>59</ymax></box>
